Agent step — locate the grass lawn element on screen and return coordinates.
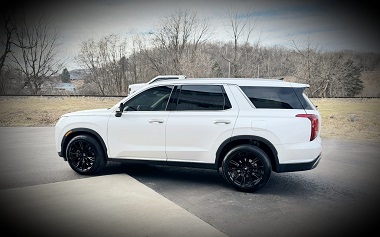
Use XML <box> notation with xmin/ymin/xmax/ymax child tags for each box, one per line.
<box><xmin>0</xmin><ymin>96</ymin><xmax>379</xmax><ymax>143</ymax></box>
<box><xmin>0</xmin><ymin>96</ymin><xmax>122</xmax><ymax>127</ymax></box>
<box><xmin>311</xmin><ymin>98</ymin><xmax>380</xmax><ymax>143</ymax></box>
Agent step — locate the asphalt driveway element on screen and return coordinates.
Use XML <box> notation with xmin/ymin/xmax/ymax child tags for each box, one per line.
<box><xmin>0</xmin><ymin>127</ymin><xmax>379</xmax><ymax>236</ymax></box>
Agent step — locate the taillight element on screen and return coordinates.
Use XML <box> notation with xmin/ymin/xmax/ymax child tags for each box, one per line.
<box><xmin>296</xmin><ymin>114</ymin><xmax>319</xmax><ymax>141</ymax></box>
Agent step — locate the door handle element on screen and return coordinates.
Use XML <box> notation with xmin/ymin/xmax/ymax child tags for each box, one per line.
<box><xmin>149</xmin><ymin>119</ymin><xmax>164</xmax><ymax>124</ymax></box>
<box><xmin>214</xmin><ymin>120</ymin><xmax>231</xmax><ymax>124</ymax></box>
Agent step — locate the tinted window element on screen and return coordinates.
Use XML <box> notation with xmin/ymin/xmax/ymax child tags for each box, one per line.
<box><xmin>293</xmin><ymin>87</ymin><xmax>314</xmax><ymax>110</ymax></box>
<box><xmin>240</xmin><ymin>86</ymin><xmax>307</xmax><ymax>109</ymax></box>
<box><xmin>124</xmin><ymin>86</ymin><xmax>173</xmax><ymax>111</ymax></box>
<box><xmin>175</xmin><ymin>85</ymin><xmax>231</xmax><ymax>111</ymax></box>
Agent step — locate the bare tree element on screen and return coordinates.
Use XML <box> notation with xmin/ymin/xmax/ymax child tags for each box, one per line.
<box><xmin>10</xmin><ymin>16</ymin><xmax>63</xmax><ymax>95</ymax></box>
<box><xmin>127</xmin><ymin>34</ymin><xmax>148</xmax><ymax>84</ymax></box>
<box><xmin>76</xmin><ymin>38</ymin><xmax>103</xmax><ymax>94</ymax></box>
<box><xmin>0</xmin><ymin>7</ymin><xmax>19</xmax><ymax>94</ymax></box>
<box><xmin>222</xmin><ymin>6</ymin><xmax>258</xmax><ymax>77</ymax></box>
<box><xmin>0</xmin><ymin>12</ymin><xmax>14</xmax><ymax>74</ymax></box>
<box><xmin>291</xmin><ymin>36</ymin><xmax>364</xmax><ymax>97</ymax></box>
<box><xmin>179</xmin><ymin>46</ymin><xmax>214</xmax><ymax>77</ymax></box>
<box><xmin>76</xmin><ymin>34</ymin><xmax>128</xmax><ymax>95</ymax></box>
<box><xmin>291</xmin><ymin>35</ymin><xmax>320</xmax><ymax>83</ymax></box>
<box><xmin>146</xmin><ymin>9</ymin><xmax>210</xmax><ymax>75</ymax></box>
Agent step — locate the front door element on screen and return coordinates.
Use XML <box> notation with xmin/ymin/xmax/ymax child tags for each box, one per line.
<box><xmin>108</xmin><ymin>85</ymin><xmax>173</xmax><ymax>160</ymax></box>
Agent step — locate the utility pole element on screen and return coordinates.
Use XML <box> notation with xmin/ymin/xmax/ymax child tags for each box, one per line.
<box><xmin>228</xmin><ymin>62</ymin><xmax>231</xmax><ymax>77</ymax></box>
<box><xmin>257</xmin><ymin>64</ymin><xmax>260</xmax><ymax>78</ymax></box>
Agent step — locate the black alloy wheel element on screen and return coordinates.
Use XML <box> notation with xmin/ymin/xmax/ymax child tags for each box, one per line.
<box><xmin>66</xmin><ymin>135</ymin><xmax>106</xmax><ymax>175</ymax></box>
<box><xmin>222</xmin><ymin>145</ymin><xmax>271</xmax><ymax>192</ymax></box>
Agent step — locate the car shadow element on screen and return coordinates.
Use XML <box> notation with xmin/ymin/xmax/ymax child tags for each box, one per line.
<box><xmin>101</xmin><ymin>161</ymin><xmax>227</xmax><ymax>187</ymax></box>
<box><xmin>98</xmin><ymin>161</ymin><xmax>351</xmax><ymax>199</ymax></box>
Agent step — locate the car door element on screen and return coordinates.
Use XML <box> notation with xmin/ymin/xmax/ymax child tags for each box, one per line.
<box><xmin>108</xmin><ymin>85</ymin><xmax>173</xmax><ymax>160</ymax></box>
<box><xmin>165</xmin><ymin>84</ymin><xmax>239</xmax><ymax>164</ymax></box>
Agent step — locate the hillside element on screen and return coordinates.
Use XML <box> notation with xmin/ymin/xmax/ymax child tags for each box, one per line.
<box><xmin>66</xmin><ymin>66</ymin><xmax>380</xmax><ymax>97</ymax></box>
<box><xmin>359</xmin><ymin>64</ymin><xmax>380</xmax><ymax>97</ymax></box>
<box><xmin>283</xmin><ymin>65</ymin><xmax>380</xmax><ymax>97</ymax></box>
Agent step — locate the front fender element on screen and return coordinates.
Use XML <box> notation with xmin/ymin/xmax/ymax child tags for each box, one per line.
<box><xmin>60</xmin><ymin>128</ymin><xmax>108</xmax><ymax>159</ymax></box>
<box><xmin>55</xmin><ymin>115</ymin><xmax>110</xmax><ymax>158</ymax></box>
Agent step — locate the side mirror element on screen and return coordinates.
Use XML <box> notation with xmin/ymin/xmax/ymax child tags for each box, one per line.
<box><xmin>115</xmin><ymin>103</ymin><xmax>124</xmax><ymax>117</ymax></box>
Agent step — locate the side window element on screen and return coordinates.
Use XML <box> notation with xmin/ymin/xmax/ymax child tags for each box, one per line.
<box><xmin>174</xmin><ymin>85</ymin><xmax>231</xmax><ymax>111</ymax></box>
<box><xmin>124</xmin><ymin>86</ymin><xmax>173</xmax><ymax>111</ymax></box>
<box><xmin>240</xmin><ymin>86</ymin><xmax>305</xmax><ymax>109</ymax></box>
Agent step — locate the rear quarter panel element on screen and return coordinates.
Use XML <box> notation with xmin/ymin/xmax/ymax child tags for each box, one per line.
<box><xmin>232</xmin><ymin>109</ymin><xmax>311</xmax><ymax>145</ymax></box>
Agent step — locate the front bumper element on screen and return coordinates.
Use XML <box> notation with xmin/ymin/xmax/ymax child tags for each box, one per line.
<box><xmin>57</xmin><ymin>152</ymin><xmax>67</xmax><ymax>161</ymax></box>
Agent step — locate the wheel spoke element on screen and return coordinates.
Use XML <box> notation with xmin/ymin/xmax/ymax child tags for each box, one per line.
<box><xmin>87</xmin><ymin>156</ymin><xmax>95</xmax><ymax>162</ymax></box>
<box><xmin>75</xmin><ymin>159</ymin><xmax>82</xmax><ymax>168</ymax></box>
<box><xmin>251</xmin><ymin>171</ymin><xmax>262</xmax><ymax>180</ymax></box>
<box><xmin>231</xmin><ymin>171</ymin><xmax>242</xmax><ymax>181</ymax></box>
<box><xmin>240</xmin><ymin>175</ymin><xmax>246</xmax><ymax>186</ymax></box>
<box><xmin>227</xmin><ymin>150</ymin><xmax>266</xmax><ymax>188</ymax></box>
<box><xmin>68</xmin><ymin>140</ymin><xmax>97</xmax><ymax>172</ymax></box>
<box><xmin>250</xmin><ymin>157</ymin><xmax>259</xmax><ymax>166</ymax></box>
<box><xmin>68</xmin><ymin>151</ymin><xmax>78</xmax><ymax>159</ymax></box>
<box><xmin>72</xmin><ymin>142</ymin><xmax>81</xmax><ymax>152</ymax></box>
<box><xmin>230</xmin><ymin>160</ymin><xmax>240</xmax><ymax>167</ymax></box>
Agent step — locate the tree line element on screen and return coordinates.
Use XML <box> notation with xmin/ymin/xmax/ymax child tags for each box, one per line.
<box><xmin>1</xmin><ymin>9</ymin><xmax>379</xmax><ymax>97</ymax></box>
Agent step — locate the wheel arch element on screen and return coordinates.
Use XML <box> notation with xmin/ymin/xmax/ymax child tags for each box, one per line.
<box><xmin>216</xmin><ymin>135</ymin><xmax>279</xmax><ymax>172</ymax></box>
<box><xmin>61</xmin><ymin>128</ymin><xmax>108</xmax><ymax>160</ymax></box>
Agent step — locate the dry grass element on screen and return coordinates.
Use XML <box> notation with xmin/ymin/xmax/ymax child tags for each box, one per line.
<box><xmin>0</xmin><ymin>96</ymin><xmax>379</xmax><ymax>143</ymax></box>
<box><xmin>0</xmin><ymin>96</ymin><xmax>121</xmax><ymax>127</ymax></box>
<box><xmin>310</xmin><ymin>98</ymin><xmax>380</xmax><ymax>143</ymax></box>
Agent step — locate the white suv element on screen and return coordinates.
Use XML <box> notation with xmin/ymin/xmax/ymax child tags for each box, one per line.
<box><xmin>55</xmin><ymin>78</ymin><xmax>322</xmax><ymax>192</ymax></box>
<box><xmin>128</xmin><ymin>75</ymin><xmax>186</xmax><ymax>95</ymax></box>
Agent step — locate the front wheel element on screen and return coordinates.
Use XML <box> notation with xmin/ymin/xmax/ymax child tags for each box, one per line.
<box><xmin>66</xmin><ymin>135</ymin><xmax>107</xmax><ymax>175</ymax></box>
<box><xmin>221</xmin><ymin>145</ymin><xmax>272</xmax><ymax>192</ymax></box>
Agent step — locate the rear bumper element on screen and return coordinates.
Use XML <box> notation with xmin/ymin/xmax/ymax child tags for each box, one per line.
<box><xmin>275</xmin><ymin>153</ymin><xmax>321</xmax><ymax>172</ymax></box>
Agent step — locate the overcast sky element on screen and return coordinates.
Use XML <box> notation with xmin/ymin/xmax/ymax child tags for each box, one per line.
<box><xmin>4</xmin><ymin>0</ymin><xmax>380</xmax><ymax>70</ymax></box>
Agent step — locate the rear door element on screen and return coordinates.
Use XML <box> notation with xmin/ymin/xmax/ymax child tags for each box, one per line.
<box><xmin>165</xmin><ymin>84</ymin><xmax>239</xmax><ymax>164</ymax></box>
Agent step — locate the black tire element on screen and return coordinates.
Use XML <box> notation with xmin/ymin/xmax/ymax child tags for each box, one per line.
<box><xmin>66</xmin><ymin>135</ymin><xmax>107</xmax><ymax>175</ymax></box>
<box><xmin>221</xmin><ymin>145</ymin><xmax>272</xmax><ymax>192</ymax></box>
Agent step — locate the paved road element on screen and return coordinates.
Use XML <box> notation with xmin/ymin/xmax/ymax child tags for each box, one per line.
<box><xmin>0</xmin><ymin>127</ymin><xmax>379</xmax><ymax>236</ymax></box>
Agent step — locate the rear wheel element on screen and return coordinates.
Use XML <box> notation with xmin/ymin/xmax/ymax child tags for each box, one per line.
<box><xmin>66</xmin><ymin>135</ymin><xmax>106</xmax><ymax>175</ymax></box>
<box><xmin>221</xmin><ymin>145</ymin><xmax>272</xmax><ymax>192</ymax></box>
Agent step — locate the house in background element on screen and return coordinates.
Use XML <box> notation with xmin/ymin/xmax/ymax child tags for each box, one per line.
<box><xmin>53</xmin><ymin>69</ymin><xmax>89</xmax><ymax>93</ymax></box>
<box><xmin>69</xmin><ymin>69</ymin><xmax>90</xmax><ymax>80</ymax></box>
<box><xmin>54</xmin><ymin>82</ymin><xmax>76</xmax><ymax>92</ymax></box>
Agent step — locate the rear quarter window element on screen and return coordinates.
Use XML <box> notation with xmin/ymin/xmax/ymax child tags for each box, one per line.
<box><xmin>240</xmin><ymin>86</ymin><xmax>313</xmax><ymax>110</ymax></box>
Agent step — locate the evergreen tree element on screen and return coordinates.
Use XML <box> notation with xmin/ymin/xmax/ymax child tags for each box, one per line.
<box><xmin>61</xmin><ymin>68</ymin><xmax>70</xmax><ymax>83</ymax></box>
<box><xmin>341</xmin><ymin>59</ymin><xmax>363</xmax><ymax>97</ymax></box>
